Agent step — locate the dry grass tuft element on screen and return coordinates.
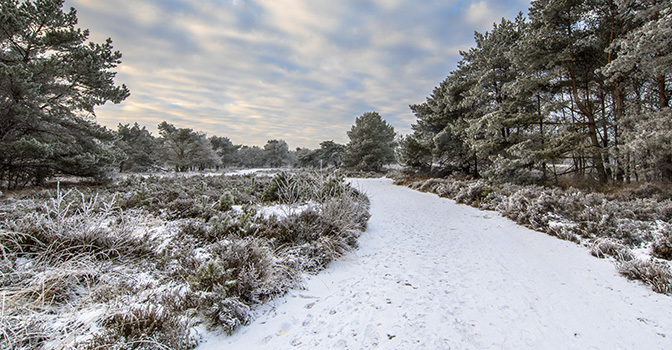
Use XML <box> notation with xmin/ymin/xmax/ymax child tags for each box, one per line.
<box><xmin>617</xmin><ymin>258</ymin><xmax>672</xmax><ymax>294</ymax></box>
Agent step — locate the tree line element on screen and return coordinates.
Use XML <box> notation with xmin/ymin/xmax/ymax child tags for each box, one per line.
<box><xmin>117</xmin><ymin>111</ymin><xmax>396</xmax><ymax>174</ymax></box>
<box><xmin>398</xmin><ymin>0</ymin><xmax>671</xmax><ymax>184</ymax></box>
<box><xmin>0</xmin><ymin>0</ymin><xmax>398</xmax><ymax>190</ymax></box>
<box><xmin>117</xmin><ymin>120</ymin><xmax>333</xmax><ymax>173</ymax></box>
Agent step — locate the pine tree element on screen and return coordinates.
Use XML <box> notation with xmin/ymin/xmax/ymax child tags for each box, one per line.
<box><xmin>263</xmin><ymin>139</ymin><xmax>290</xmax><ymax>168</ymax></box>
<box><xmin>0</xmin><ymin>0</ymin><xmax>129</xmax><ymax>189</ymax></box>
<box><xmin>603</xmin><ymin>0</ymin><xmax>672</xmax><ymax>181</ymax></box>
<box><xmin>158</xmin><ymin>121</ymin><xmax>220</xmax><ymax>172</ymax></box>
<box><xmin>342</xmin><ymin>112</ymin><xmax>396</xmax><ymax>172</ymax></box>
<box><xmin>210</xmin><ymin>135</ymin><xmax>241</xmax><ymax>168</ymax></box>
<box><xmin>116</xmin><ymin>123</ymin><xmax>164</xmax><ymax>172</ymax></box>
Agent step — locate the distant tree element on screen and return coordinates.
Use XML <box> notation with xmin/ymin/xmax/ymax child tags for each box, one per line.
<box><xmin>0</xmin><ymin>0</ymin><xmax>129</xmax><ymax>189</ymax></box>
<box><xmin>342</xmin><ymin>112</ymin><xmax>397</xmax><ymax>171</ymax></box>
<box><xmin>318</xmin><ymin>140</ymin><xmax>346</xmax><ymax>168</ymax></box>
<box><xmin>209</xmin><ymin>135</ymin><xmax>240</xmax><ymax>168</ymax></box>
<box><xmin>295</xmin><ymin>141</ymin><xmax>346</xmax><ymax>169</ymax></box>
<box><xmin>263</xmin><ymin>139</ymin><xmax>290</xmax><ymax>167</ymax></box>
<box><xmin>116</xmin><ymin>123</ymin><xmax>163</xmax><ymax>172</ymax></box>
<box><xmin>237</xmin><ymin>146</ymin><xmax>266</xmax><ymax>168</ymax></box>
<box><xmin>157</xmin><ymin>121</ymin><xmax>220</xmax><ymax>172</ymax></box>
<box><xmin>295</xmin><ymin>147</ymin><xmax>316</xmax><ymax>168</ymax></box>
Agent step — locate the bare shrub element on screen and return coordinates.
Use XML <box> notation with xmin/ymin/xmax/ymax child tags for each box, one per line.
<box><xmin>617</xmin><ymin>258</ymin><xmax>672</xmax><ymax>294</ymax></box>
<box><xmin>590</xmin><ymin>238</ymin><xmax>631</xmax><ymax>259</ymax></box>
<box><xmin>547</xmin><ymin>225</ymin><xmax>580</xmax><ymax>243</ymax></box>
<box><xmin>653</xmin><ymin>224</ymin><xmax>672</xmax><ymax>260</ymax></box>
<box><xmin>85</xmin><ymin>305</ymin><xmax>196</xmax><ymax>349</ymax></box>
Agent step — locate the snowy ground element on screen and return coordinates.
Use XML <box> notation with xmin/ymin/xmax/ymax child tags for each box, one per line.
<box><xmin>197</xmin><ymin>178</ymin><xmax>672</xmax><ymax>349</ymax></box>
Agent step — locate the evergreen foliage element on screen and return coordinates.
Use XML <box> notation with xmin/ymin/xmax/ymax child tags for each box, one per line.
<box><xmin>210</xmin><ymin>135</ymin><xmax>241</xmax><ymax>168</ymax></box>
<box><xmin>158</xmin><ymin>121</ymin><xmax>220</xmax><ymax>172</ymax></box>
<box><xmin>116</xmin><ymin>123</ymin><xmax>163</xmax><ymax>172</ymax></box>
<box><xmin>343</xmin><ymin>112</ymin><xmax>397</xmax><ymax>172</ymax></box>
<box><xmin>297</xmin><ymin>140</ymin><xmax>346</xmax><ymax>169</ymax></box>
<box><xmin>400</xmin><ymin>0</ymin><xmax>672</xmax><ymax>184</ymax></box>
<box><xmin>263</xmin><ymin>139</ymin><xmax>290</xmax><ymax>167</ymax></box>
<box><xmin>237</xmin><ymin>145</ymin><xmax>266</xmax><ymax>168</ymax></box>
<box><xmin>0</xmin><ymin>0</ymin><xmax>129</xmax><ymax>189</ymax></box>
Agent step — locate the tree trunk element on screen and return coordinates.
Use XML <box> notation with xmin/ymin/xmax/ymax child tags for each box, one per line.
<box><xmin>566</xmin><ymin>21</ymin><xmax>608</xmax><ymax>183</ymax></box>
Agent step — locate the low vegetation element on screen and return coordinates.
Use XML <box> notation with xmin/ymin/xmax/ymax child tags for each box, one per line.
<box><xmin>0</xmin><ymin>171</ymin><xmax>370</xmax><ymax>349</ymax></box>
<box><xmin>397</xmin><ymin>176</ymin><xmax>672</xmax><ymax>294</ymax></box>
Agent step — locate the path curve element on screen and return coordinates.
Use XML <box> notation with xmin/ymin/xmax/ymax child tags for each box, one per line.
<box><xmin>199</xmin><ymin>178</ymin><xmax>672</xmax><ymax>349</ymax></box>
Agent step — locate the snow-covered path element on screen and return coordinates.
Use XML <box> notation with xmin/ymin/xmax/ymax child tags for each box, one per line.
<box><xmin>198</xmin><ymin>178</ymin><xmax>672</xmax><ymax>349</ymax></box>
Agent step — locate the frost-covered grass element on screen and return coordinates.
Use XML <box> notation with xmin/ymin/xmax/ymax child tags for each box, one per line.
<box><xmin>398</xmin><ymin>177</ymin><xmax>672</xmax><ymax>294</ymax></box>
<box><xmin>0</xmin><ymin>171</ymin><xmax>370</xmax><ymax>349</ymax></box>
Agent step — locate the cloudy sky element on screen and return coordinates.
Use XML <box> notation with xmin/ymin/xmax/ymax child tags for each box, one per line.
<box><xmin>65</xmin><ymin>0</ymin><xmax>532</xmax><ymax>149</ymax></box>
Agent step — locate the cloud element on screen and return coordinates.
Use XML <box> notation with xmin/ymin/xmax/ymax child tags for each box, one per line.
<box><xmin>66</xmin><ymin>0</ymin><xmax>532</xmax><ymax>148</ymax></box>
<box><xmin>465</xmin><ymin>1</ymin><xmax>501</xmax><ymax>30</ymax></box>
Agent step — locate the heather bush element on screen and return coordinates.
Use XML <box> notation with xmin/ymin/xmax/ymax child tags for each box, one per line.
<box><xmin>1</xmin><ymin>171</ymin><xmax>370</xmax><ymax>349</ymax></box>
<box><xmin>653</xmin><ymin>224</ymin><xmax>672</xmax><ymax>260</ymax></box>
<box><xmin>454</xmin><ymin>181</ymin><xmax>491</xmax><ymax>206</ymax></box>
<box><xmin>617</xmin><ymin>258</ymin><xmax>672</xmax><ymax>294</ymax></box>
<box><xmin>590</xmin><ymin>238</ymin><xmax>632</xmax><ymax>259</ymax></box>
<box><xmin>88</xmin><ymin>305</ymin><xmax>196</xmax><ymax>350</ymax></box>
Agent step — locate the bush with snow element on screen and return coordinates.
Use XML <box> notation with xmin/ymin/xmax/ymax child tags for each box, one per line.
<box><xmin>0</xmin><ymin>171</ymin><xmax>370</xmax><ymax>349</ymax></box>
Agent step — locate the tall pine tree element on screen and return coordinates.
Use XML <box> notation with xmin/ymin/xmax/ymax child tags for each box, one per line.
<box><xmin>0</xmin><ymin>0</ymin><xmax>129</xmax><ymax>189</ymax></box>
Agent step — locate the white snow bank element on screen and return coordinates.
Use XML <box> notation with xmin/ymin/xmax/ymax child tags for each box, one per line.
<box><xmin>257</xmin><ymin>203</ymin><xmax>313</xmax><ymax>219</ymax></box>
<box><xmin>198</xmin><ymin>178</ymin><xmax>672</xmax><ymax>349</ymax></box>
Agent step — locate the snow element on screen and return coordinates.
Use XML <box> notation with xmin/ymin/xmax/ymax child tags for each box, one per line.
<box><xmin>257</xmin><ymin>203</ymin><xmax>313</xmax><ymax>219</ymax></box>
<box><xmin>223</xmin><ymin>168</ymin><xmax>281</xmax><ymax>177</ymax></box>
<box><xmin>197</xmin><ymin>178</ymin><xmax>672</xmax><ymax>349</ymax></box>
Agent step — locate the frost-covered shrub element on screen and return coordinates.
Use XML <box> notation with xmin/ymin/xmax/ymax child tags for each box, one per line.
<box><xmin>178</xmin><ymin>238</ymin><xmax>298</xmax><ymax>334</ymax></box>
<box><xmin>257</xmin><ymin>210</ymin><xmax>330</xmax><ymax>245</ymax></box>
<box><xmin>2</xmin><ymin>187</ymin><xmax>151</xmax><ymax>263</ymax></box>
<box><xmin>657</xmin><ymin>200</ymin><xmax>672</xmax><ymax>222</ymax></box>
<box><xmin>89</xmin><ymin>305</ymin><xmax>196</xmax><ymax>350</ymax></box>
<box><xmin>416</xmin><ymin>178</ymin><xmax>446</xmax><ymax>193</ymax></box>
<box><xmin>263</xmin><ymin>171</ymin><xmax>303</xmax><ymax>203</ymax></box>
<box><xmin>547</xmin><ymin>224</ymin><xmax>580</xmax><ymax>243</ymax></box>
<box><xmin>653</xmin><ymin>224</ymin><xmax>672</xmax><ymax>260</ymax></box>
<box><xmin>1</xmin><ymin>171</ymin><xmax>371</xmax><ymax>349</ymax></box>
<box><xmin>196</xmin><ymin>238</ymin><xmax>291</xmax><ymax>303</ymax></box>
<box><xmin>178</xmin><ymin>219</ymin><xmax>220</xmax><ymax>244</ymax></box>
<box><xmin>617</xmin><ymin>258</ymin><xmax>672</xmax><ymax>294</ymax></box>
<box><xmin>627</xmin><ymin>183</ymin><xmax>672</xmax><ymax>201</ymax></box>
<box><xmin>613</xmin><ymin>219</ymin><xmax>652</xmax><ymax>246</ymax></box>
<box><xmin>499</xmin><ymin>187</ymin><xmax>541</xmax><ymax>224</ymax></box>
<box><xmin>590</xmin><ymin>238</ymin><xmax>631</xmax><ymax>259</ymax></box>
<box><xmin>445</xmin><ymin>179</ymin><xmax>471</xmax><ymax>198</ymax></box>
<box><xmin>203</xmin><ymin>297</ymin><xmax>252</xmax><ymax>335</ymax></box>
<box><xmin>455</xmin><ymin>181</ymin><xmax>491</xmax><ymax>205</ymax></box>
<box><xmin>216</xmin><ymin>191</ymin><xmax>235</xmax><ymax>211</ymax></box>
